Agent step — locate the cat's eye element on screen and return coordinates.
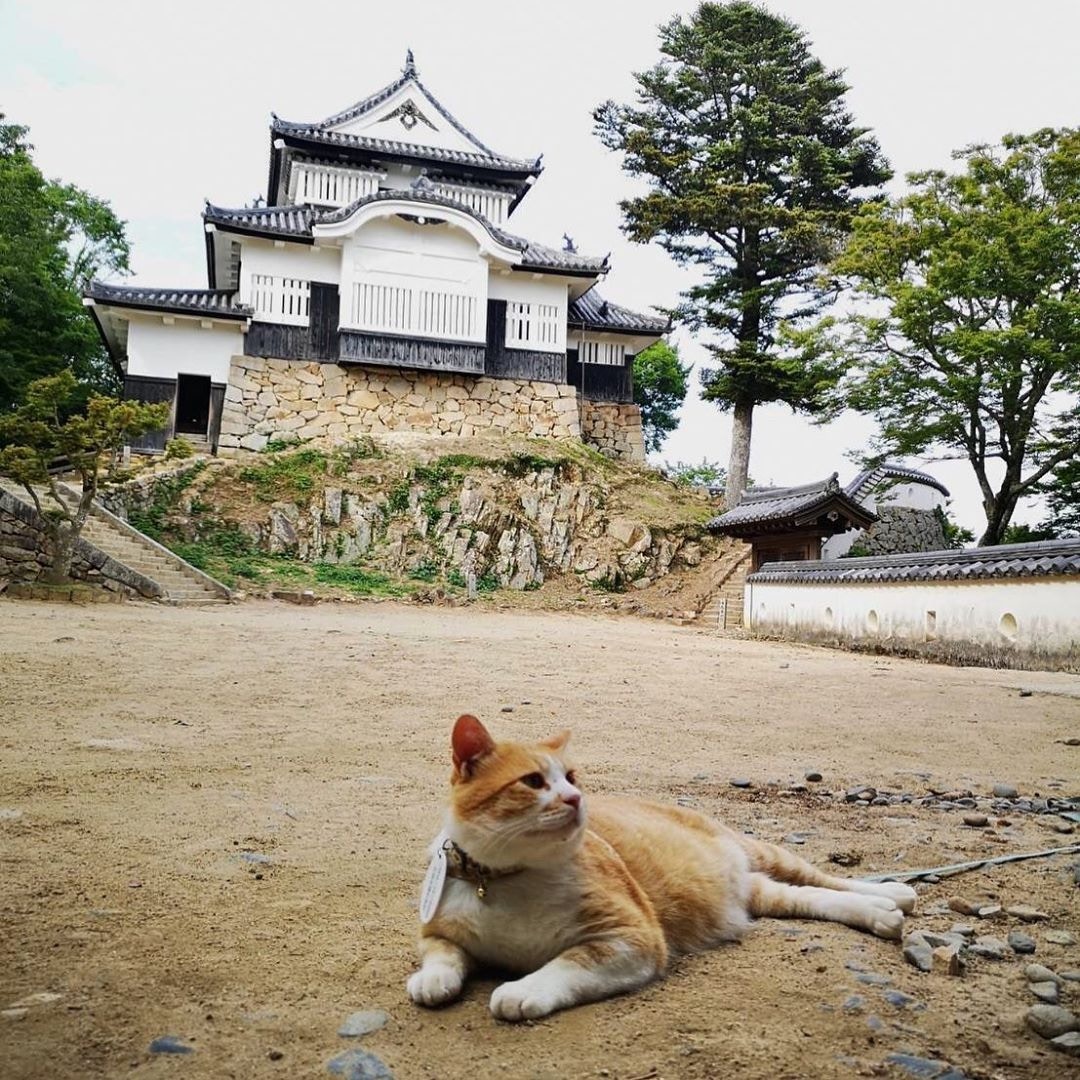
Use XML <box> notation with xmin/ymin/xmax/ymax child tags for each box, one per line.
<box><xmin>565</xmin><ymin>770</ymin><xmax>577</xmax><ymax>786</ymax></box>
<box><xmin>520</xmin><ymin>772</ymin><xmax>546</xmax><ymax>789</ymax></box>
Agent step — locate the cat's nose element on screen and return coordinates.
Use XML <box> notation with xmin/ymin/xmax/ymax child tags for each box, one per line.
<box><xmin>562</xmin><ymin>792</ymin><xmax>581</xmax><ymax>811</ymax></box>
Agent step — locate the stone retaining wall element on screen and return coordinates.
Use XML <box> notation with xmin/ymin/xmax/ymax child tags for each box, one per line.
<box><xmin>219</xmin><ymin>357</ymin><xmax>581</xmax><ymax>453</ymax></box>
<box><xmin>581</xmin><ymin>402</ymin><xmax>646</xmax><ymax>464</ymax></box>
<box><xmin>218</xmin><ymin>356</ymin><xmax>645</xmax><ymax>463</ymax></box>
<box><xmin>0</xmin><ymin>490</ymin><xmax>157</xmax><ymax>598</ymax></box>
<box><xmin>850</xmin><ymin>506</ymin><xmax>948</xmax><ymax>557</ymax></box>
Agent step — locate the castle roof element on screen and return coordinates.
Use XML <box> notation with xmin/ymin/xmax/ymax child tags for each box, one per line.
<box><xmin>268</xmin><ymin>53</ymin><xmax>542</xmax><ymax>202</ymax></box>
<box><xmin>569</xmin><ymin>289</ymin><xmax>670</xmax><ymax>335</ymax></box>
<box><xmin>845</xmin><ymin>463</ymin><xmax>951</xmax><ymax>500</ymax></box>
<box><xmin>708</xmin><ymin>474</ymin><xmax>877</xmax><ymax>537</ymax></box>
<box><xmin>85</xmin><ymin>281</ymin><xmax>250</xmax><ymax>319</ymax></box>
<box><xmin>204</xmin><ymin>189</ymin><xmax>608</xmax><ymax>276</ymax></box>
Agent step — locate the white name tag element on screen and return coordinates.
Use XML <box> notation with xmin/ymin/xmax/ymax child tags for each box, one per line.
<box><xmin>419</xmin><ymin>835</ymin><xmax>449</xmax><ymax>925</ymax></box>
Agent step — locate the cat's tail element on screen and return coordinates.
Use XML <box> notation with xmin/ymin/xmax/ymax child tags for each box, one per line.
<box><xmin>738</xmin><ymin>836</ymin><xmax>916</xmax><ymax>914</ymax></box>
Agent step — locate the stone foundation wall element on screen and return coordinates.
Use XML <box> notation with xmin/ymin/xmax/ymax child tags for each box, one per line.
<box><xmin>581</xmin><ymin>402</ymin><xmax>646</xmax><ymax>464</ymax></box>
<box><xmin>218</xmin><ymin>357</ymin><xmax>646</xmax><ymax>463</ymax></box>
<box><xmin>0</xmin><ymin>491</ymin><xmax>145</xmax><ymax>596</ymax></box>
<box><xmin>850</xmin><ymin>506</ymin><xmax>948</xmax><ymax>557</ymax></box>
<box><xmin>219</xmin><ymin>357</ymin><xmax>582</xmax><ymax>453</ymax></box>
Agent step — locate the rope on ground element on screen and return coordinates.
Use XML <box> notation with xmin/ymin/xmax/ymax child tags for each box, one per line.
<box><xmin>861</xmin><ymin>842</ymin><xmax>1080</xmax><ymax>883</ymax></box>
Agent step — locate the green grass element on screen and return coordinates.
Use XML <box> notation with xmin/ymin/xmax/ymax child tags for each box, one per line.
<box><xmin>238</xmin><ymin>448</ymin><xmax>329</xmax><ymax>502</ymax></box>
<box><xmin>126</xmin><ymin>461</ymin><xmax>208</xmax><ymax>541</ymax></box>
<box><xmin>313</xmin><ymin>563</ymin><xmax>411</xmax><ymax>597</ymax></box>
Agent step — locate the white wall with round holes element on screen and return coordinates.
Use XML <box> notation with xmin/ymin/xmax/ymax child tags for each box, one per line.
<box><xmin>743</xmin><ymin>578</ymin><xmax>1080</xmax><ymax>652</ymax></box>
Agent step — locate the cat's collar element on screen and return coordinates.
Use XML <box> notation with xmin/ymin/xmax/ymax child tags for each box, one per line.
<box><xmin>444</xmin><ymin>838</ymin><xmax>522</xmax><ymax>900</ymax></box>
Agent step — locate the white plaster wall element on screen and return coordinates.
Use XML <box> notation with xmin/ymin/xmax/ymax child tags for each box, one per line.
<box><xmin>341</xmin><ymin>216</ymin><xmax>487</xmax><ymax>340</ymax></box>
<box><xmin>488</xmin><ymin>273</ymin><xmax>568</xmax><ymax>352</ymax></box>
<box><xmin>237</xmin><ymin>238</ymin><xmax>341</xmax><ymax>306</ymax></box>
<box><xmin>744</xmin><ymin>578</ymin><xmax>1080</xmax><ymax>652</ymax></box>
<box><xmin>329</xmin><ymin>84</ymin><xmax>483</xmax><ymax>156</ymax></box>
<box><xmin>876</xmin><ymin>482</ymin><xmax>947</xmax><ymax>512</ymax></box>
<box><xmin>126</xmin><ymin>316</ymin><xmax>243</xmax><ymax>383</ymax></box>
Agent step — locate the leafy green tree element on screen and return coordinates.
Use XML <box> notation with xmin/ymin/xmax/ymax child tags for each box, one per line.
<box><xmin>595</xmin><ymin>1</ymin><xmax>890</xmax><ymax>507</ymax></box>
<box><xmin>808</xmin><ymin>129</ymin><xmax>1080</xmax><ymax>546</ymax></box>
<box><xmin>1038</xmin><ymin>457</ymin><xmax>1080</xmax><ymax>537</ymax></box>
<box><xmin>0</xmin><ymin>118</ymin><xmax>130</xmax><ymax>411</ymax></box>
<box><xmin>633</xmin><ymin>339</ymin><xmax>691</xmax><ymax>452</ymax></box>
<box><xmin>0</xmin><ymin>372</ymin><xmax>168</xmax><ymax>583</ymax></box>
<box><xmin>663</xmin><ymin>458</ymin><xmax>727</xmax><ymax>489</ymax></box>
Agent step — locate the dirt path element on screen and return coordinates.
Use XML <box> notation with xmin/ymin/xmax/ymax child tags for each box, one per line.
<box><xmin>1</xmin><ymin>598</ymin><xmax>1078</xmax><ymax>1079</ymax></box>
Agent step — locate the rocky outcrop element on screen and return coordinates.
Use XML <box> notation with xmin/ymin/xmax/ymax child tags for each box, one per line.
<box><xmin>102</xmin><ymin>440</ymin><xmax>720</xmax><ymax>594</ymax></box>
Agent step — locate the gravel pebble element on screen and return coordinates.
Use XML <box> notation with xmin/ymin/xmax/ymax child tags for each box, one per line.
<box><xmin>1026</xmin><ymin>1004</ymin><xmax>1080</xmax><ymax>1040</ymax></box>
<box><xmin>1006</xmin><ymin>904</ymin><xmax>1049</xmax><ymax>923</ymax></box>
<box><xmin>729</xmin><ymin>778</ymin><xmax>752</xmax><ymax>789</ymax></box>
<box><xmin>970</xmin><ymin>936</ymin><xmax>1009</xmax><ymax>960</ymax></box>
<box><xmin>1031</xmin><ymin>981</ymin><xmax>1060</xmax><ymax>1004</ymax></box>
<box><xmin>1008</xmin><ymin>930</ymin><xmax>1037</xmax><ymax>955</ymax></box>
<box><xmin>149</xmin><ymin>1036</ymin><xmax>194</xmax><ymax>1055</ymax></box>
<box><xmin>326</xmin><ymin>1049</ymin><xmax>394</xmax><ymax>1079</ymax></box>
<box><xmin>1026</xmin><ymin>964</ymin><xmax>1064</xmax><ymax>985</ymax></box>
<box><xmin>1051</xmin><ymin>1032</ymin><xmax>1080</xmax><ymax>1055</ymax></box>
<box><xmin>903</xmin><ymin>943</ymin><xmax>933</xmax><ymax>972</ymax></box>
<box><xmin>1046</xmin><ymin>930</ymin><xmax>1078</xmax><ymax>946</ymax></box>
<box><xmin>804</xmin><ymin>771</ymin><xmax>823</xmax><ymax>782</ymax></box>
<box><xmin>992</xmin><ymin>783</ymin><xmax>1019</xmax><ymax>798</ymax></box>
<box><xmin>338</xmin><ymin>1010</ymin><xmax>389</xmax><ymax>1038</ymax></box>
<box><xmin>962</xmin><ymin>813</ymin><xmax>989</xmax><ymax>827</ymax></box>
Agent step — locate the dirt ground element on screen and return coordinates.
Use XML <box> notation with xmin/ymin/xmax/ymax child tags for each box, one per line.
<box><xmin>1</xmin><ymin>598</ymin><xmax>1078</xmax><ymax>1080</ymax></box>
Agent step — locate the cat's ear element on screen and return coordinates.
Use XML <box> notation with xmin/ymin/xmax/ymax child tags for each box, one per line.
<box><xmin>541</xmin><ymin>729</ymin><xmax>571</xmax><ymax>752</ymax></box>
<box><xmin>451</xmin><ymin>714</ymin><xmax>495</xmax><ymax>776</ymax></box>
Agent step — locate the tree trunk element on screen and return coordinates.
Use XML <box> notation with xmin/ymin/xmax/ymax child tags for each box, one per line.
<box><xmin>978</xmin><ymin>498</ymin><xmax>1017</xmax><ymax>547</ymax></box>
<box><xmin>43</xmin><ymin>524</ymin><xmax>77</xmax><ymax>584</ymax></box>
<box><xmin>724</xmin><ymin>400</ymin><xmax>754</xmax><ymax>509</ymax></box>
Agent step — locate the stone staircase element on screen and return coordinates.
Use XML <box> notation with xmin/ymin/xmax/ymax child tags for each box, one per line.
<box><xmin>0</xmin><ymin>478</ymin><xmax>230</xmax><ymax>604</ymax></box>
<box><xmin>697</xmin><ymin>543</ymin><xmax>752</xmax><ymax>630</ymax></box>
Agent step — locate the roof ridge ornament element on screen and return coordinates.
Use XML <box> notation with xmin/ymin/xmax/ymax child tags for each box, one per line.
<box><xmin>404</xmin><ymin>48</ymin><xmax>416</xmax><ymax>77</ymax></box>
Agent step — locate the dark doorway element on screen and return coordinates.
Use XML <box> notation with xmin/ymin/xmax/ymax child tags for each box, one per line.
<box><xmin>175</xmin><ymin>374</ymin><xmax>211</xmax><ymax>436</ymax></box>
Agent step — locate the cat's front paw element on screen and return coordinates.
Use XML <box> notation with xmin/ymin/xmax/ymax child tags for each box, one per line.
<box><xmin>407</xmin><ymin>963</ymin><xmax>463</xmax><ymax>1007</ymax></box>
<box><xmin>490</xmin><ymin>975</ymin><xmax>564</xmax><ymax>1022</ymax></box>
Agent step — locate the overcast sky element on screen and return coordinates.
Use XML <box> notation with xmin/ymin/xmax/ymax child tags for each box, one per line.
<box><xmin>3</xmin><ymin>0</ymin><xmax>1077</xmax><ymax>533</ymax></box>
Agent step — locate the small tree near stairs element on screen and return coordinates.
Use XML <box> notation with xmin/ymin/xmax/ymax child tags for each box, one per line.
<box><xmin>0</xmin><ymin>372</ymin><xmax>168</xmax><ymax>584</ymax></box>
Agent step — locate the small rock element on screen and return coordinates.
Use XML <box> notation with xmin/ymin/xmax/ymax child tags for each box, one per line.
<box><xmin>948</xmin><ymin>897</ymin><xmax>1001</xmax><ymax>919</ymax></box>
<box><xmin>53</xmin><ymin>636</ymin><xmax>75</xmax><ymax>643</ymax></box>
<box><xmin>239</xmin><ymin>852</ymin><xmax>272</xmax><ymax>865</ymax></box>
<box><xmin>805</xmin><ymin>771</ymin><xmax>823</xmax><ymax>783</ymax></box>
<box><xmin>882</xmin><ymin>990</ymin><xmax>918</xmax><ymax>1009</ymax></box>
<box><xmin>338</xmin><ymin>1010</ymin><xmax>389</xmax><ymax>1038</ymax></box>
<box><xmin>326</xmin><ymin>1048</ymin><xmax>394</xmax><ymax>1079</ymax></box>
<box><xmin>1018</xmin><ymin>689</ymin><xmax>1033</xmax><ymax>697</ymax></box>
<box><xmin>1025</xmin><ymin>964</ymin><xmax>1062</xmax><ymax>983</ymax></box>
<box><xmin>268</xmin><ymin>1050</ymin><xmax>284</xmax><ymax>1061</ymax></box>
<box><xmin>1061</xmin><ymin>970</ymin><xmax>1080</xmax><ymax>982</ymax></box>
<box><xmin>842</xmin><ymin>994</ymin><xmax>865</xmax><ymax>1012</ymax></box>
<box><xmin>500</xmin><ymin>706</ymin><xmax>513</xmax><ymax>713</ymax></box>
<box><xmin>856</xmin><ymin>972</ymin><xmax>892</xmax><ymax>987</ymax></box>
<box><xmin>729</xmin><ymin>778</ymin><xmax>752</xmax><ymax>789</ymax></box>
<box><xmin>933</xmin><ymin>944</ymin><xmax>965</xmax><ymax>976</ymax></box>
<box><xmin>884</xmin><ymin>1053</ymin><xmax>956</xmax><ymax>1079</ymax></box>
<box><xmin>1026</xmin><ymin>1004</ymin><xmax>1080</xmax><ymax>1040</ymax></box>
<box><xmin>970</xmin><ymin>936</ymin><xmax>1009</xmax><ymax>960</ymax></box>
<box><xmin>962</xmin><ymin>813</ymin><xmax>989</xmax><ymax>828</ymax></box>
<box><xmin>845</xmin><ymin>786</ymin><xmax>876</xmax><ymax>802</ymax></box>
<box><xmin>1060</xmin><ymin>738</ymin><xmax>1080</xmax><ymax>747</ymax></box>
<box><xmin>149</xmin><ymin>1036</ymin><xmax>194</xmax><ymax>1055</ymax></box>
<box><xmin>783</xmin><ymin>833</ymin><xmax>807</xmax><ymax>845</ymax></box>
<box><xmin>1006</xmin><ymin>904</ymin><xmax>1049</xmax><ymax>922</ymax></box>
<box><xmin>1</xmin><ymin>1009</ymin><xmax>28</xmax><ymax>1020</ymax></box>
<box><xmin>1051</xmin><ymin>1032</ymin><xmax>1080</xmax><ymax>1054</ymax></box>
<box><xmin>1009</xmin><ymin>930</ymin><xmax>1037</xmax><ymax>955</ymax></box>
<box><xmin>1054</xmin><ymin>822</ymin><xmax>1076</xmax><ymax>834</ymax></box>
<box><xmin>1046</xmin><ymin>930</ymin><xmax>1078</xmax><ymax>946</ymax></box>
<box><xmin>950</xmin><ymin>924</ymin><xmax>975</xmax><ymax>938</ymax></box>
<box><xmin>993</xmin><ymin>783</ymin><xmax>1019</xmax><ymax>799</ymax></box>
<box><xmin>828</xmin><ymin>850</ymin><xmax>862</xmax><ymax>867</ymax></box>
<box><xmin>866</xmin><ymin>1014</ymin><xmax>884</xmax><ymax>1032</ymax></box>
<box><xmin>904</xmin><ymin>943</ymin><xmax>933</xmax><ymax>972</ymax></box>
<box><xmin>0</xmin><ymin>809</ymin><xmax>23</xmax><ymax>822</ymax></box>
<box><xmin>1031</xmin><ymin>981</ymin><xmax>1060</xmax><ymax>1004</ymax></box>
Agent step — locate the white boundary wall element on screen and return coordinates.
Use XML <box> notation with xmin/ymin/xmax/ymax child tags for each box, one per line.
<box><xmin>126</xmin><ymin>316</ymin><xmax>244</xmax><ymax>384</ymax></box>
<box><xmin>744</xmin><ymin>577</ymin><xmax>1080</xmax><ymax>653</ymax></box>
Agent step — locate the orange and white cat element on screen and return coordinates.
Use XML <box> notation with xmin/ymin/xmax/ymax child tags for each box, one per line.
<box><xmin>407</xmin><ymin>714</ymin><xmax>916</xmax><ymax>1021</ymax></box>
